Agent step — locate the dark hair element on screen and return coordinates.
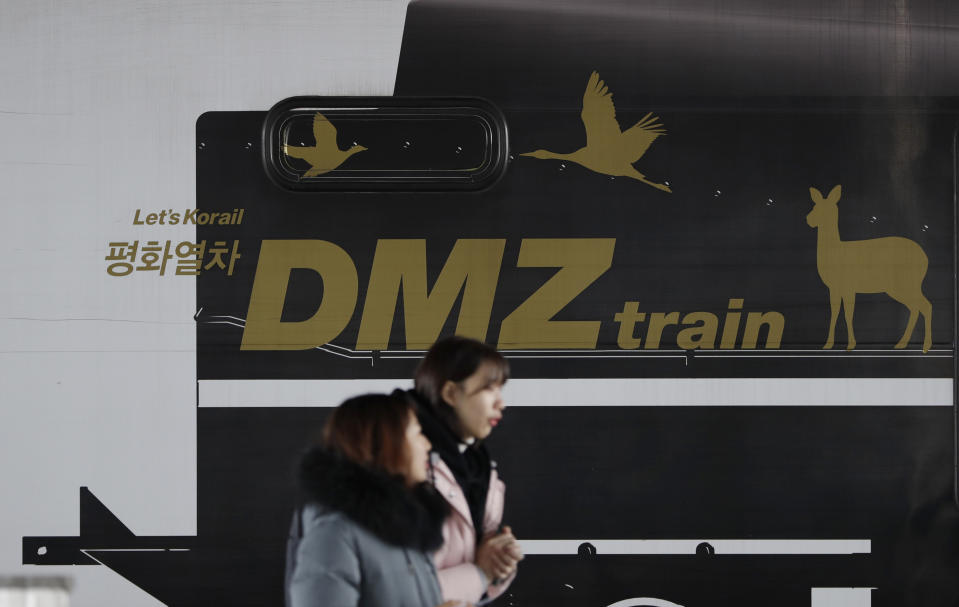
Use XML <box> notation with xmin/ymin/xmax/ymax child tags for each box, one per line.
<box><xmin>413</xmin><ymin>336</ymin><xmax>510</xmax><ymax>432</ymax></box>
<box><xmin>322</xmin><ymin>393</ymin><xmax>414</xmax><ymax>478</ymax></box>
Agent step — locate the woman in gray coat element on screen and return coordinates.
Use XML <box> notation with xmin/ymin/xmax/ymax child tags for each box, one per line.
<box><xmin>285</xmin><ymin>392</ymin><xmax>467</xmax><ymax>607</ymax></box>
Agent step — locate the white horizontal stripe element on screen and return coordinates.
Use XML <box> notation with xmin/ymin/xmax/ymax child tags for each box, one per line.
<box><xmin>518</xmin><ymin>539</ymin><xmax>871</xmax><ymax>556</ymax></box>
<box><xmin>811</xmin><ymin>588</ymin><xmax>876</xmax><ymax>607</ymax></box>
<box><xmin>606</xmin><ymin>599</ymin><xmax>685</xmax><ymax>607</ymax></box>
<box><xmin>197</xmin><ymin>378</ymin><xmax>951</xmax><ymax>408</ymax></box>
<box><xmin>199</xmin><ymin>379</ymin><xmax>406</xmax><ymax>407</ymax></box>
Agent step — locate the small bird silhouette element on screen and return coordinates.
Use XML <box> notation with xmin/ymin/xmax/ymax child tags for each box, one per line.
<box><xmin>283</xmin><ymin>112</ymin><xmax>366</xmax><ymax>177</ymax></box>
<box><xmin>521</xmin><ymin>71</ymin><xmax>670</xmax><ymax>192</ymax></box>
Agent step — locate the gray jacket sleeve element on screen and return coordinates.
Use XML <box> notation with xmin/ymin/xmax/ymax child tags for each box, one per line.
<box><xmin>288</xmin><ymin>509</ymin><xmax>362</xmax><ymax>607</ymax></box>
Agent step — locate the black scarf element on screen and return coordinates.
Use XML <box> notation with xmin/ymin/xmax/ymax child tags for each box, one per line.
<box><xmin>409</xmin><ymin>390</ymin><xmax>492</xmax><ymax>539</ymax></box>
<box><xmin>298</xmin><ymin>447</ymin><xmax>449</xmax><ymax>551</ymax></box>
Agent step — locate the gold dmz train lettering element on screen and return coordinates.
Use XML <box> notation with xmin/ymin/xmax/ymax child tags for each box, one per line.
<box><xmin>613</xmin><ymin>299</ymin><xmax>783</xmax><ymax>350</ymax></box>
<box><xmin>241</xmin><ymin>238</ymin><xmax>613</xmax><ymax>350</ymax></box>
<box><xmin>239</xmin><ymin>238</ymin><xmax>783</xmax><ymax>351</ymax></box>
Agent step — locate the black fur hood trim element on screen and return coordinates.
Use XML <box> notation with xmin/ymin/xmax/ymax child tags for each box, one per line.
<box><xmin>298</xmin><ymin>447</ymin><xmax>449</xmax><ymax>551</ymax></box>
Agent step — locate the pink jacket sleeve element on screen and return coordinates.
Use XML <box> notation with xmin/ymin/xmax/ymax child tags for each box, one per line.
<box><xmin>436</xmin><ymin>561</ymin><xmax>487</xmax><ymax>604</ymax></box>
<box><xmin>432</xmin><ymin>462</ymin><xmax>517</xmax><ymax>603</ymax></box>
<box><xmin>435</xmin><ymin>545</ymin><xmax>516</xmax><ymax>603</ymax></box>
<box><xmin>480</xmin><ymin>473</ymin><xmax>516</xmax><ymax>600</ymax></box>
<box><xmin>485</xmin><ymin>567</ymin><xmax>516</xmax><ymax>601</ymax></box>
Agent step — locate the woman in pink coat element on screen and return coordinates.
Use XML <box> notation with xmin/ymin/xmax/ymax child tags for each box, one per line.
<box><xmin>410</xmin><ymin>337</ymin><xmax>524</xmax><ymax>605</ymax></box>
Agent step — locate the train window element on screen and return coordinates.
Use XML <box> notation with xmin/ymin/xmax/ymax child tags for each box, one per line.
<box><xmin>261</xmin><ymin>97</ymin><xmax>508</xmax><ymax>191</ymax></box>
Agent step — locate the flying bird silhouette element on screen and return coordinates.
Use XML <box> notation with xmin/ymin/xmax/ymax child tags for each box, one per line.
<box><xmin>283</xmin><ymin>112</ymin><xmax>366</xmax><ymax>177</ymax></box>
<box><xmin>521</xmin><ymin>72</ymin><xmax>671</xmax><ymax>192</ymax></box>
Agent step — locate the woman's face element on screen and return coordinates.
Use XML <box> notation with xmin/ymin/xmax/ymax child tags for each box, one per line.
<box><xmin>442</xmin><ymin>361</ymin><xmax>506</xmax><ymax>441</ymax></box>
<box><xmin>404</xmin><ymin>413</ymin><xmax>432</xmax><ymax>484</ymax></box>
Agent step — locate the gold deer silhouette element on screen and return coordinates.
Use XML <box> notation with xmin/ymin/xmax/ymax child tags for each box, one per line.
<box><xmin>806</xmin><ymin>185</ymin><xmax>932</xmax><ymax>352</ymax></box>
<box><xmin>283</xmin><ymin>112</ymin><xmax>366</xmax><ymax>177</ymax></box>
<box><xmin>521</xmin><ymin>72</ymin><xmax>671</xmax><ymax>192</ymax></box>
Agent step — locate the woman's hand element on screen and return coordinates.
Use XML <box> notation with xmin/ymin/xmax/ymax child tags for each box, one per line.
<box><xmin>437</xmin><ymin>602</ymin><xmax>474</xmax><ymax>607</ymax></box>
<box><xmin>475</xmin><ymin>526</ymin><xmax>523</xmax><ymax>582</ymax></box>
<box><xmin>498</xmin><ymin>526</ymin><xmax>524</xmax><ymax>563</ymax></box>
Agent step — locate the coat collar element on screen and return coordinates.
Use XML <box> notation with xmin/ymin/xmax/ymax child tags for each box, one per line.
<box><xmin>412</xmin><ymin>390</ymin><xmax>493</xmax><ymax>535</ymax></box>
<box><xmin>298</xmin><ymin>447</ymin><xmax>449</xmax><ymax>551</ymax></box>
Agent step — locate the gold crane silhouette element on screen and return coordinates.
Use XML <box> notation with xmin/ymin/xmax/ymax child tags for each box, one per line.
<box><xmin>283</xmin><ymin>112</ymin><xmax>366</xmax><ymax>177</ymax></box>
<box><xmin>521</xmin><ymin>71</ymin><xmax>670</xmax><ymax>192</ymax></box>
